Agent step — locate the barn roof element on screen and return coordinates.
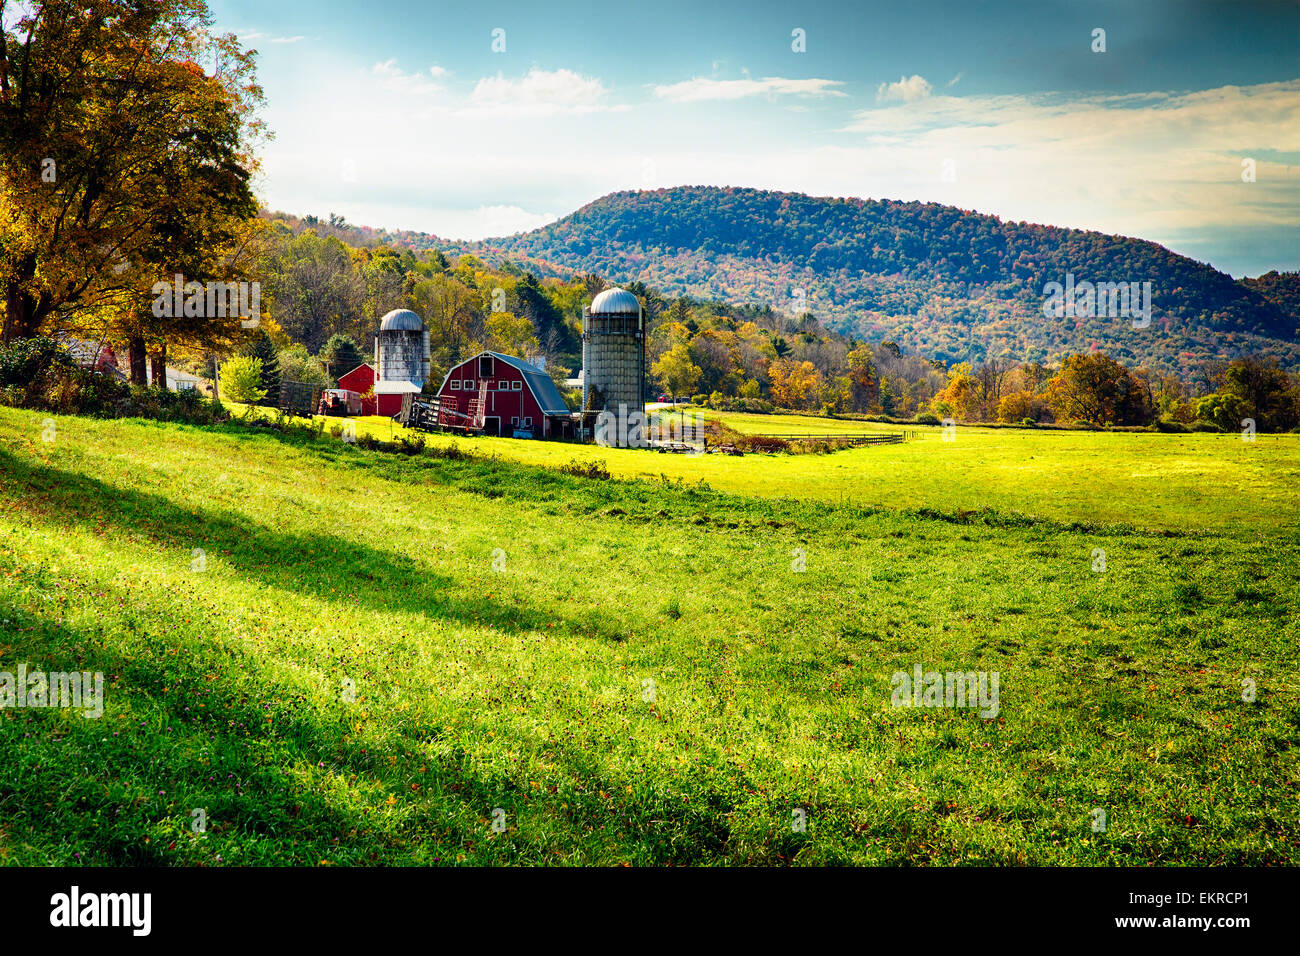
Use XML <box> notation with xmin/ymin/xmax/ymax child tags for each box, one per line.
<box><xmin>487</xmin><ymin>352</ymin><xmax>571</xmax><ymax>415</ymax></box>
<box><xmin>374</xmin><ymin>380</ymin><xmax>423</xmax><ymax>394</ymax></box>
<box><xmin>445</xmin><ymin>351</ymin><xmax>571</xmax><ymax>416</ymax></box>
<box><xmin>337</xmin><ymin>363</ymin><xmax>374</xmax><ymax>381</ymax></box>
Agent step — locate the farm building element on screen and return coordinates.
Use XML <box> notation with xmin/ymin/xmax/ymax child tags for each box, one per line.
<box><xmin>373</xmin><ymin>309</ymin><xmax>431</xmax><ymax>416</ymax></box>
<box><xmin>62</xmin><ymin>336</ymin><xmax>203</xmax><ymax>392</ymax></box>
<box><xmin>435</xmin><ymin>351</ymin><xmax>574</xmax><ymax>439</ymax></box>
<box><xmin>336</xmin><ymin>363</ymin><xmax>378</xmax><ymax>416</ymax></box>
<box><xmin>581</xmin><ymin>287</ymin><xmax>646</xmax><ymax>447</ymax></box>
<box><xmin>582</xmin><ymin>287</ymin><xmax>645</xmax><ymax>415</ymax></box>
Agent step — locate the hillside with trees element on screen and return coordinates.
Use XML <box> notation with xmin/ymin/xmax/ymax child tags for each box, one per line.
<box><xmin>452</xmin><ymin>186</ymin><xmax>1299</xmax><ymax>379</ymax></box>
<box><xmin>232</xmin><ymin>213</ymin><xmax>1300</xmax><ymax>432</ymax></box>
<box><xmin>1</xmin><ymin>2</ymin><xmax>1293</xmax><ymax>439</ymax></box>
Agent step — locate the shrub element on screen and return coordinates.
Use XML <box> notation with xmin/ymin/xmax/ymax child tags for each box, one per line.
<box><xmin>736</xmin><ymin>434</ymin><xmax>790</xmax><ymax>454</ymax></box>
<box><xmin>559</xmin><ymin>458</ymin><xmax>612</xmax><ymax>480</ymax></box>
<box><xmin>396</xmin><ymin>433</ymin><xmax>426</xmax><ymax>455</ymax></box>
<box><xmin>0</xmin><ymin>352</ymin><xmax>228</xmax><ymax>426</ymax></box>
<box><xmin>704</xmin><ymin>396</ymin><xmax>774</xmax><ymax>414</ymax></box>
<box><xmin>914</xmin><ymin>412</ymin><xmax>941</xmax><ymax>425</ymax></box>
<box><xmin>221</xmin><ymin>356</ymin><xmax>266</xmax><ymax>403</ymax></box>
<box><xmin>42</xmin><ymin>365</ymin><xmax>125</xmax><ymax>416</ymax></box>
<box><xmin>429</xmin><ymin>442</ymin><xmax>469</xmax><ymax>461</ymax></box>
<box><xmin>789</xmin><ymin>438</ymin><xmax>850</xmax><ymax>454</ymax></box>
<box><xmin>0</xmin><ymin>336</ymin><xmax>68</xmax><ymax>387</ymax></box>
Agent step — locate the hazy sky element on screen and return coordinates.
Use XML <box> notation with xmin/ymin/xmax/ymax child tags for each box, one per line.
<box><xmin>211</xmin><ymin>0</ymin><xmax>1299</xmax><ymax>276</ymax></box>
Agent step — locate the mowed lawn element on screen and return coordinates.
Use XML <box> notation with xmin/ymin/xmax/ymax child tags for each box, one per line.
<box><xmin>684</xmin><ymin>407</ymin><xmax>902</xmax><ymax>435</ymax></box>
<box><xmin>239</xmin><ymin>403</ymin><xmax>1300</xmax><ymax>533</ymax></box>
<box><xmin>0</xmin><ymin>403</ymin><xmax>1297</xmax><ymax>865</ymax></box>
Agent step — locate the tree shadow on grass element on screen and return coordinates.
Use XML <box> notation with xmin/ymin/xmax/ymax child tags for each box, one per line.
<box><xmin>0</xmin><ymin>603</ymin><xmax>532</xmax><ymax>864</ymax></box>
<box><xmin>0</xmin><ymin>575</ymin><xmax>748</xmax><ymax>866</ymax></box>
<box><xmin>0</xmin><ymin>444</ymin><xmax>627</xmax><ymax>645</ymax></box>
<box><xmin>0</xmin><ymin>437</ymin><xmax>766</xmax><ymax>863</ymax></box>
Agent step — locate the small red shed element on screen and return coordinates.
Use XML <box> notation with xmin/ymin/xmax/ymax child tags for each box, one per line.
<box><xmin>336</xmin><ymin>363</ymin><xmax>378</xmax><ymax>416</ymax></box>
<box><xmin>436</xmin><ymin>352</ymin><xmax>573</xmax><ymax>438</ymax></box>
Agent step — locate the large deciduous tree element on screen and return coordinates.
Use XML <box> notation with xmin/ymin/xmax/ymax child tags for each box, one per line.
<box><xmin>1046</xmin><ymin>353</ymin><xmax>1154</xmax><ymax>426</ymax></box>
<box><xmin>1221</xmin><ymin>356</ymin><xmax>1296</xmax><ymax>431</ymax></box>
<box><xmin>846</xmin><ymin>344</ymin><xmax>879</xmax><ymax>412</ymax></box>
<box><xmin>651</xmin><ymin>344</ymin><xmax>700</xmax><ymax>403</ymax></box>
<box><xmin>0</xmin><ymin>0</ymin><xmax>264</xmax><ymax>353</ymax></box>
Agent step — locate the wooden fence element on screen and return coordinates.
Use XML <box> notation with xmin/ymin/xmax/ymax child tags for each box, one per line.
<box><xmin>750</xmin><ymin>432</ymin><xmax>906</xmax><ymax>445</ymax></box>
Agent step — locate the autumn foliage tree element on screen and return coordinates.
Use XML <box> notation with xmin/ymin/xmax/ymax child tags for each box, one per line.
<box><xmin>651</xmin><ymin>344</ymin><xmax>701</xmax><ymax>402</ymax></box>
<box><xmin>769</xmin><ymin>358</ymin><xmax>822</xmax><ymax>410</ymax></box>
<box><xmin>1046</xmin><ymin>353</ymin><xmax>1154</xmax><ymax>426</ymax></box>
<box><xmin>0</xmin><ymin>0</ymin><xmax>264</xmax><ymax>369</ymax></box>
<box><xmin>845</xmin><ymin>345</ymin><xmax>879</xmax><ymax>411</ymax></box>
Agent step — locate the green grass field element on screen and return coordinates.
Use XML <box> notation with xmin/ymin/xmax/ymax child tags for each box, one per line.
<box><xmin>237</xmin><ymin>403</ymin><xmax>1300</xmax><ymax>533</ymax></box>
<box><xmin>1</xmin><ymin>404</ymin><xmax>1297</xmax><ymax>865</ymax></box>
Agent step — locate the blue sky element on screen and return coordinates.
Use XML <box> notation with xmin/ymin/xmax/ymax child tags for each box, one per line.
<box><xmin>211</xmin><ymin>0</ymin><xmax>1299</xmax><ymax>276</ymax></box>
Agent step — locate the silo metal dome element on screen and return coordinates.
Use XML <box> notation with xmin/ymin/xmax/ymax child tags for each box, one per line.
<box><xmin>379</xmin><ymin>309</ymin><xmax>425</xmax><ymax>331</ymax></box>
<box><xmin>589</xmin><ymin>288</ymin><xmax>641</xmax><ymax>315</ymax></box>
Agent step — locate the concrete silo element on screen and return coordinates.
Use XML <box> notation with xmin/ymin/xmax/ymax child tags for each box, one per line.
<box><xmin>582</xmin><ymin>288</ymin><xmax>645</xmax><ymax>422</ymax></box>
<box><xmin>373</xmin><ymin>309</ymin><xmax>430</xmax><ymax>416</ymax></box>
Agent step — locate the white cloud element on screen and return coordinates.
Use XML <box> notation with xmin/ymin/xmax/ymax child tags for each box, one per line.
<box><xmin>654</xmin><ymin>76</ymin><xmax>846</xmax><ymax>102</ymax></box>
<box><xmin>876</xmin><ymin>74</ymin><xmax>933</xmax><ymax>103</ymax></box>
<box><xmin>237</xmin><ymin>30</ymin><xmax>307</xmax><ymax>45</ymax></box>
<box><xmin>372</xmin><ymin>59</ymin><xmax>447</xmax><ymax>97</ymax></box>
<box><xmin>468</xmin><ymin>68</ymin><xmax>618</xmax><ymax>115</ymax></box>
<box><xmin>453</xmin><ymin>205</ymin><xmax>558</xmax><ymax>239</ymax></box>
<box><xmin>839</xmin><ymin>79</ymin><xmax>1300</xmax><ymax>237</ymax></box>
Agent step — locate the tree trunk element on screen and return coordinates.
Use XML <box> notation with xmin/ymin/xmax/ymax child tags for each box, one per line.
<box><xmin>3</xmin><ymin>266</ymin><xmax>41</xmax><ymax>344</ymax></box>
<box><xmin>128</xmin><ymin>336</ymin><xmax>148</xmax><ymax>386</ymax></box>
<box><xmin>150</xmin><ymin>342</ymin><xmax>167</xmax><ymax>390</ymax></box>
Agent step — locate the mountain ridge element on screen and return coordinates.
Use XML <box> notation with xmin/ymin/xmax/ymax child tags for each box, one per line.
<box><xmin>317</xmin><ymin>186</ymin><xmax>1300</xmax><ymax>375</ymax></box>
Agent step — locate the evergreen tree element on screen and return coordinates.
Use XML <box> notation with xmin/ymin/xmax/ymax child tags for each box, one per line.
<box><xmin>245</xmin><ymin>332</ymin><xmax>281</xmax><ymax>406</ymax></box>
<box><xmin>320</xmin><ymin>334</ymin><xmax>364</xmax><ymax>384</ymax></box>
<box><xmin>513</xmin><ymin>273</ymin><xmax>576</xmax><ymax>353</ymax></box>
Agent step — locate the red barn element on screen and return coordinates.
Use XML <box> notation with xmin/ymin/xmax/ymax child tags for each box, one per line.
<box><xmin>436</xmin><ymin>352</ymin><xmax>573</xmax><ymax>438</ymax></box>
<box><xmin>336</xmin><ymin>363</ymin><xmax>379</xmax><ymax>416</ymax></box>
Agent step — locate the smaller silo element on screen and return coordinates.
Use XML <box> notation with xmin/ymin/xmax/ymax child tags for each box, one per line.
<box><xmin>373</xmin><ymin>308</ymin><xmax>430</xmax><ymax>416</ymax></box>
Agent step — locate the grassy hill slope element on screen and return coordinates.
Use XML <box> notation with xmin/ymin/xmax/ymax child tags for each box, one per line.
<box><xmin>1</xmin><ymin>407</ymin><xmax>1297</xmax><ymax>864</ymax></box>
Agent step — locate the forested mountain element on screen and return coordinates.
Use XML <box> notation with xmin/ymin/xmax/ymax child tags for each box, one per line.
<box><xmin>452</xmin><ymin>187</ymin><xmax>1298</xmax><ymax>377</ymax></box>
<box><xmin>231</xmin><ymin>196</ymin><xmax>1298</xmax><ymax>430</ymax></box>
<box><xmin>1241</xmin><ymin>271</ymin><xmax>1300</xmax><ymax>328</ymax></box>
